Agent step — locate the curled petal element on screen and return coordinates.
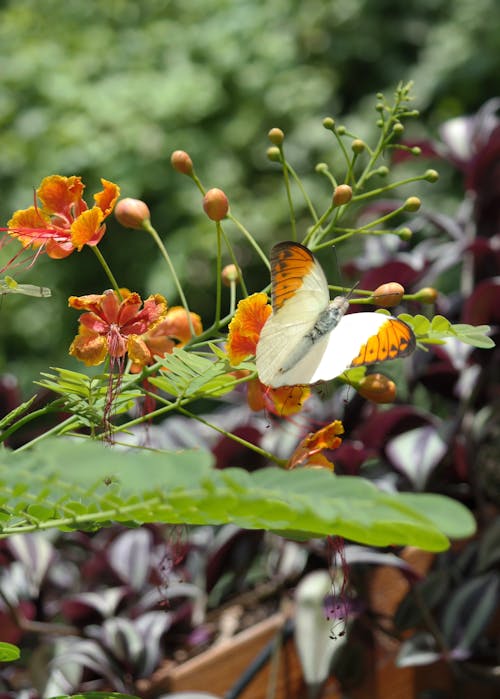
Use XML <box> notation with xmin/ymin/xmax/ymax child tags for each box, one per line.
<box><xmin>46</xmin><ymin>238</ymin><xmax>75</xmax><ymax>259</ymax></box>
<box><xmin>69</xmin><ymin>328</ymin><xmax>108</xmax><ymax>366</ymax></box>
<box><xmin>157</xmin><ymin>306</ymin><xmax>203</xmax><ymax>346</ymax></box>
<box><xmin>227</xmin><ymin>293</ymin><xmax>271</xmax><ymax>365</ymax></box>
<box><xmin>247</xmin><ymin>380</ymin><xmax>311</xmax><ymax>416</ymax></box>
<box><xmin>94</xmin><ymin>179</ymin><xmax>121</xmax><ymax>217</ymax></box>
<box><xmin>37</xmin><ymin>175</ymin><xmax>85</xmax><ymax>216</ymax></box>
<box><xmin>267</xmin><ymin>384</ymin><xmax>311</xmax><ymax>416</ymax></box>
<box><xmin>287</xmin><ymin>420</ymin><xmax>344</xmax><ymax>469</ymax></box>
<box><xmin>247</xmin><ymin>379</ymin><xmax>267</xmax><ymax>412</ymax></box>
<box><xmin>124</xmin><ymin>294</ymin><xmax>168</xmax><ymax>331</ymax></box>
<box><xmin>7</xmin><ymin>207</ymin><xmax>52</xmax><ymax>248</ymax></box>
<box><xmin>68</xmin><ymin>292</ymin><xmax>107</xmax><ymax>312</ymax></box>
<box><xmin>70</xmin><ymin>207</ymin><xmax>105</xmax><ymax>249</ymax></box>
<box><xmin>127</xmin><ymin>334</ymin><xmax>155</xmax><ymax>368</ymax></box>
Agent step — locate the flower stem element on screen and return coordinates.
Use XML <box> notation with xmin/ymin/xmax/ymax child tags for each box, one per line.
<box><xmin>177</xmin><ymin>406</ymin><xmax>287</xmax><ymax>467</ymax></box>
<box><xmin>142</xmin><ymin>220</ymin><xmax>195</xmax><ymax>337</ymax></box>
<box><xmin>91</xmin><ymin>246</ymin><xmax>122</xmax><ymax>299</ymax></box>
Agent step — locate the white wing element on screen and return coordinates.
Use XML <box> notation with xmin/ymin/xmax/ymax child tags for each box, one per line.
<box><xmin>256</xmin><ymin>242</ymin><xmax>330</xmax><ymax>386</ymax></box>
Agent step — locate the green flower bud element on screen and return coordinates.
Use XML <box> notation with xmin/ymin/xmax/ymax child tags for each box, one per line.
<box><xmin>268</xmin><ymin>128</ymin><xmax>284</xmax><ymax>145</ymax></box>
<box><xmin>404</xmin><ymin>196</ymin><xmax>421</xmax><ymax>212</ymax></box>
<box><xmin>351</xmin><ymin>139</ymin><xmax>366</xmax><ymax>154</ymax></box>
<box><xmin>424</xmin><ymin>169</ymin><xmax>439</xmax><ymax>183</ymax></box>
<box><xmin>266</xmin><ymin>146</ymin><xmax>281</xmax><ymax>162</ymax></box>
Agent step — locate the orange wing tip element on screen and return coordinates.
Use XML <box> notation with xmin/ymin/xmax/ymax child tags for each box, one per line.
<box><xmin>270</xmin><ymin>242</ymin><xmax>316</xmax><ymax>312</ymax></box>
<box><xmin>350</xmin><ymin>318</ymin><xmax>415</xmax><ymax>367</ymax></box>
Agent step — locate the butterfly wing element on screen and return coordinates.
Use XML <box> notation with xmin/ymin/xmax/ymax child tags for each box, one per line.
<box><xmin>256</xmin><ymin>242</ymin><xmax>330</xmax><ymax>386</ymax></box>
<box><xmin>308</xmin><ymin>312</ymin><xmax>416</xmax><ymax>383</ymax></box>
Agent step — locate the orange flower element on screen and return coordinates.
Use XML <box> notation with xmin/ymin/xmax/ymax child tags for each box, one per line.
<box><xmin>227</xmin><ymin>293</ymin><xmax>310</xmax><ymax>416</ymax></box>
<box><xmin>1</xmin><ymin>175</ymin><xmax>120</xmax><ymax>268</ymax></box>
<box><xmin>128</xmin><ymin>306</ymin><xmax>203</xmax><ymax>371</ymax></box>
<box><xmin>287</xmin><ymin>420</ymin><xmax>344</xmax><ymax>470</ymax></box>
<box><xmin>69</xmin><ymin>290</ymin><xmax>167</xmax><ymax>367</ymax></box>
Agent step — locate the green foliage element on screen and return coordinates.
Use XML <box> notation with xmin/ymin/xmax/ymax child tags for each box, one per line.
<box><xmin>401</xmin><ymin>314</ymin><xmax>495</xmax><ymax>349</ymax></box>
<box><xmin>0</xmin><ymin>438</ymin><xmax>475</xmax><ymax>549</ymax></box>
<box><xmin>1</xmin><ymin>0</ymin><xmax>498</xmax><ymax>383</ymax></box>
<box><xmin>0</xmin><ymin>642</ymin><xmax>20</xmax><ymax>662</ymax></box>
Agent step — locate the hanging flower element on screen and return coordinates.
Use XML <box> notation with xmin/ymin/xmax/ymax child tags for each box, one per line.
<box><xmin>69</xmin><ymin>289</ymin><xmax>167</xmax><ymax>367</ymax></box>
<box><xmin>287</xmin><ymin>420</ymin><xmax>344</xmax><ymax>470</ymax></box>
<box><xmin>1</xmin><ymin>175</ymin><xmax>120</xmax><ymax>269</ymax></box>
<box><xmin>227</xmin><ymin>293</ymin><xmax>310</xmax><ymax>416</ymax></box>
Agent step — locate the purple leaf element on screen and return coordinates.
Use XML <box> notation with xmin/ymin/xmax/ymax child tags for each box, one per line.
<box><xmin>395</xmin><ymin>569</ymin><xmax>452</xmax><ymax>631</ymax></box>
<box><xmin>62</xmin><ymin>587</ymin><xmax>127</xmax><ymax>621</ymax></box>
<box><xmin>7</xmin><ymin>533</ymin><xmax>55</xmax><ymax>592</ymax></box>
<box><xmin>442</xmin><ymin>572</ymin><xmax>500</xmax><ymax>651</ymax></box>
<box><xmin>386</xmin><ymin>425</ymin><xmax>447</xmax><ymax>490</ymax></box>
<box><xmin>396</xmin><ymin>632</ymin><xmax>441</xmax><ymax>668</ymax></box>
<box><xmin>135</xmin><ymin>610</ymin><xmax>172</xmax><ymax>675</ymax></box>
<box><xmin>108</xmin><ymin>528</ymin><xmax>153</xmax><ymax>590</ymax></box>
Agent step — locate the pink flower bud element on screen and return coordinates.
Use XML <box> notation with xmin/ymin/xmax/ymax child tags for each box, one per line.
<box><xmin>171</xmin><ymin>150</ymin><xmax>194</xmax><ymax>175</ymax></box>
<box><xmin>203</xmin><ymin>188</ymin><xmax>229</xmax><ymax>221</ymax></box>
<box><xmin>332</xmin><ymin>184</ymin><xmax>353</xmax><ymax>206</ymax></box>
<box><xmin>372</xmin><ymin>282</ymin><xmax>405</xmax><ymax>308</ymax></box>
<box><xmin>114</xmin><ymin>198</ymin><xmax>150</xmax><ymax>229</ymax></box>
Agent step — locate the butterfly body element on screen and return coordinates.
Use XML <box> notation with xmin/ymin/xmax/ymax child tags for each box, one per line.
<box><xmin>256</xmin><ymin>241</ymin><xmax>415</xmax><ymax>387</ymax></box>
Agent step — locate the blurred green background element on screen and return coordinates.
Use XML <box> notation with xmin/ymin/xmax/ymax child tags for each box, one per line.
<box><xmin>1</xmin><ymin>0</ymin><xmax>499</xmax><ymax>390</ymax></box>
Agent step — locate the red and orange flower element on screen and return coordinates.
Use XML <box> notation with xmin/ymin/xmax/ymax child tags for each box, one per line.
<box><xmin>69</xmin><ymin>289</ymin><xmax>202</xmax><ymax>369</ymax></box>
<box><xmin>1</xmin><ymin>175</ymin><xmax>120</xmax><ymax>268</ymax></box>
<box><xmin>226</xmin><ymin>293</ymin><xmax>310</xmax><ymax>416</ymax></box>
<box><xmin>287</xmin><ymin>420</ymin><xmax>344</xmax><ymax>470</ymax></box>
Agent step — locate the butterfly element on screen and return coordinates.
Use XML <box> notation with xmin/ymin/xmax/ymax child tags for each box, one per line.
<box><xmin>256</xmin><ymin>241</ymin><xmax>416</xmax><ymax>387</ymax></box>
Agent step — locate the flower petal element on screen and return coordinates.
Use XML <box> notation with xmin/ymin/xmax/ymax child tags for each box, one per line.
<box><xmin>287</xmin><ymin>420</ymin><xmax>344</xmax><ymax>469</ymax></box>
<box><xmin>227</xmin><ymin>293</ymin><xmax>271</xmax><ymax>365</ymax></box>
<box><xmin>94</xmin><ymin>179</ymin><xmax>121</xmax><ymax>217</ymax></box>
<box><xmin>69</xmin><ymin>328</ymin><xmax>108</xmax><ymax>366</ymax></box>
<box><xmin>6</xmin><ymin>207</ymin><xmax>52</xmax><ymax>248</ymax></box>
<box><xmin>37</xmin><ymin>175</ymin><xmax>85</xmax><ymax>216</ymax></box>
<box><xmin>70</xmin><ymin>207</ymin><xmax>105</xmax><ymax>250</ymax></box>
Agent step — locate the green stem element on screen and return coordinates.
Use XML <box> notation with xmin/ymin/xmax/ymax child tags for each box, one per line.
<box><xmin>11</xmin><ymin>414</ymin><xmax>81</xmax><ymax>452</ymax></box>
<box><xmin>214</xmin><ymin>222</ymin><xmax>222</xmax><ymax>327</ymax></box>
<box><xmin>279</xmin><ymin>149</ymin><xmax>297</xmax><ymax>241</ymax></box>
<box><xmin>219</xmin><ymin>226</ymin><xmax>248</xmax><ymax>297</ymax></box>
<box><xmin>142</xmin><ymin>220</ymin><xmax>195</xmax><ymax>337</ymax></box>
<box><xmin>286</xmin><ymin>162</ymin><xmax>319</xmax><ymax>223</ymax></box>
<box><xmin>227</xmin><ymin>213</ymin><xmax>270</xmax><ymax>269</ymax></box>
<box><xmin>351</xmin><ymin>174</ymin><xmax>430</xmax><ymax>202</ymax></box>
<box><xmin>177</xmin><ymin>406</ymin><xmax>286</xmax><ymax>467</ymax></box>
<box><xmin>91</xmin><ymin>246</ymin><xmax>122</xmax><ymax>299</ymax></box>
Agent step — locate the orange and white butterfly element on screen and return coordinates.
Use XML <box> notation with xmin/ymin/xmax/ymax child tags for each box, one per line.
<box><xmin>256</xmin><ymin>241</ymin><xmax>415</xmax><ymax>387</ymax></box>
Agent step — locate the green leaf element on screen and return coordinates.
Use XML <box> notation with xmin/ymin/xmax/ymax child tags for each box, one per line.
<box><xmin>152</xmin><ymin>347</ymin><xmax>252</xmax><ymax>398</ymax></box>
<box><xmin>0</xmin><ymin>395</ymin><xmax>37</xmax><ymax>431</ymax></box>
<box><xmin>0</xmin><ymin>642</ymin><xmax>20</xmax><ymax>662</ymax></box>
<box><xmin>399</xmin><ymin>313</ymin><xmax>495</xmax><ymax>349</ymax></box>
<box><xmin>397</xmin><ymin>493</ymin><xmax>476</xmax><ymax>539</ymax></box>
<box><xmin>0</xmin><ymin>439</ymin><xmax>476</xmax><ymax>551</ymax></box>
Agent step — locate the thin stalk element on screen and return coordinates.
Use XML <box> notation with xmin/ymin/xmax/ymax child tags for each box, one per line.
<box><xmin>214</xmin><ymin>222</ymin><xmax>222</xmax><ymax>327</ymax></box>
<box><xmin>286</xmin><ymin>161</ymin><xmax>320</xmax><ymax>223</ymax></box>
<box><xmin>279</xmin><ymin>149</ymin><xmax>297</xmax><ymax>241</ymax></box>
<box><xmin>227</xmin><ymin>213</ymin><xmax>270</xmax><ymax>269</ymax></box>
<box><xmin>141</xmin><ymin>220</ymin><xmax>195</xmax><ymax>337</ymax></box>
<box><xmin>177</xmin><ymin>405</ymin><xmax>286</xmax><ymax>467</ymax></box>
<box><xmin>91</xmin><ymin>246</ymin><xmax>122</xmax><ymax>299</ymax></box>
